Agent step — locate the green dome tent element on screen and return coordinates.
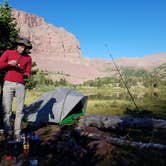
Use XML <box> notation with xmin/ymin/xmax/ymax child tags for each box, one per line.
<box><xmin>24</xmin><ymin>87</ymin><xmax>88</xmax><ymax>125</ymax></box>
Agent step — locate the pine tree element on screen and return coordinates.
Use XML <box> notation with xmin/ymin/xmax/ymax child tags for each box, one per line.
<box><xmin>0</xmin><ymin>0</ymin><xmax>19</xmax><ymax>55</ymax></box>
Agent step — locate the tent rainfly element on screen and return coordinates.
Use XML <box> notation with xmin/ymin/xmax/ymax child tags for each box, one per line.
<box><xmin>24</xmin><ymin>87</ymin><xmax>88</xmax><ymax>125</ymax></box>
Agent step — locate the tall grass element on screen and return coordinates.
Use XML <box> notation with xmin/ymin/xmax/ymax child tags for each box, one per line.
<box><xmin>24</xmin><ymin>84</ymin><xmax>166</xmax><ymax>118</ymax></box>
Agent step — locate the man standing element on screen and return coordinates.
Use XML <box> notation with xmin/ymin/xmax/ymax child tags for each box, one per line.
<box><xmin>0</xmin><ymin>38</ymin><xmax>32</xmax><ymax>139</ymax></box>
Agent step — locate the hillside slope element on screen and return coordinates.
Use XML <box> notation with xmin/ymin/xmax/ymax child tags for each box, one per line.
<box><xmin>12</xmin><ymin>9</ymin><xmax>166</xmax><ymax>84</ymax></box>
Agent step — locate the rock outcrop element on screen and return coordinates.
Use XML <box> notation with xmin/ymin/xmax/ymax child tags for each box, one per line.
<box><xmin>11</xmin><ymin>9</ymin><xmax>166</xmax><ymax>84</ymax></box>
<box><xmin>11</xmin><ymin>9</ymin><xmax>107</xmax><ymax>83</ymax></box>
<box><xmin>12</xmin><ymin>9</ymin><xmax>81</xmax><ymax>58</ymax></box>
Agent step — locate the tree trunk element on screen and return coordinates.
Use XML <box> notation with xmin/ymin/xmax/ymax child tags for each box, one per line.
<box><xmin>77</xmin><ymin>128</ymin><xmax>166</xmax><ymax>150</ymax></box>
<box><xmin>78</xmin><ymin>114</ymin><xmax>166</xmax><ymax>130</ymax></box>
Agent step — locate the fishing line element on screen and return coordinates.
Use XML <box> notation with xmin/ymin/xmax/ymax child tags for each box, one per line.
<box><xmin>105</xmin><ymin>44</ymin><xmax>139</xmax><ymax>111</ymax></box>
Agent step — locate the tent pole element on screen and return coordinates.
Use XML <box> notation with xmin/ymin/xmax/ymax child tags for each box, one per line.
<box><xmin>59</xmin><ymin>89</ymin><xmax>72</xmax><ymax>123</ymax></box>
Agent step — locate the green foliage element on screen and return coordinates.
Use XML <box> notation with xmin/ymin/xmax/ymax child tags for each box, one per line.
<box><xmin>55</xmin><ymin>70</ymin><xmax>70</xmax><ymax>76</ymax></box>
<box><xmin>79</xmin><ymin>67</ymin><xmax>166</xmax><ymax>118</ymax></box>
<box><xmin>0</xmin><ymin>0</ymin><xmax>19</xmax><ymax>54</ymax></box>
<box><xmin>121</xmin><ymin>67</ymin><xmax>149</xmax><ymax>78</ymax></box>
<box><xmin>152</xmin><ymin>63</ymin><xmax>166</xmax><ymax>81</ymax></box>
<box><xmin>25</xmin><ymin>62</ymin><xmax>39</xmax><ymax>89</ymax></box>
<box><xmin>55</xmin><ymin>78</ymin><xmax>68</xmax><ymax>86</ymax></box>
<box><xmin>25</xmin><ymin>62</ymin><xmax>70</xmax><ymax>90</ymax></box>
<box><xmin>82</xmin><ymin>66</ymin><xmax>166</xmax><ymax>90</ymax></box>
<box><xmin>25</xmin><ymin>64</ymin><xmax>53</xmax><ymax>90</ymax></box>
<box><xmin>83</xmin><ymin>77</ymin><xmax>120</xmax><ymax>87</ymax></box>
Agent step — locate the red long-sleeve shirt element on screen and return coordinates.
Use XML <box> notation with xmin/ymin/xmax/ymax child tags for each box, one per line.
<box><xmin>0</xmin><ymin>50</ymin><xmax>32</xmax><ymax>84</ymax></box>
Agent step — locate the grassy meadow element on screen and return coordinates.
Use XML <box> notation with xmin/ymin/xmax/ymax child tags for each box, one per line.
<box><xmin>12</xmin><ymin>65</ymin><xmax>165</xmax><ymax>119</ymax></box>
<box><xmin>24</xmin><ymin>83</ymin><xmax>166</xmax><ymax>119</ymax></box>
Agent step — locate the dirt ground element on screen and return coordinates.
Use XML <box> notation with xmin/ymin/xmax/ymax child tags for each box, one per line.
<box><xmin>0</xmin><ymin>123</ymin><xmax>166</xmax><ymax>166</ymax></box>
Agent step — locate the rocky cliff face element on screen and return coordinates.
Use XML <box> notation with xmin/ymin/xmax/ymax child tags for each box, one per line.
<box><xmin>11</xmin><ymin>9</ymin><xmax>166</xmax><ymax>84</ymax></box>
<box><xmin>12</xmin><ymin>9</ymin><xmax>81</xmax><ymax>58</ymax></box>
<box><xmin>11</xmin><ymin>9</ymin><xmax>106</xmax><ymax>84</ymax></box>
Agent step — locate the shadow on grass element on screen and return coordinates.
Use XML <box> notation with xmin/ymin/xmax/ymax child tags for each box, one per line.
<box><xmin>124</xmin><ymin>107</ymin><xmax>155</xmax><ymax>118</ymax></box>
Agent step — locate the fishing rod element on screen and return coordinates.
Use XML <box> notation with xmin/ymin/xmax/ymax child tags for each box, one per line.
<box><xmin>105</xmin><ymin>44</ymin><xmax>139</xmax><ymax>111</ymax></box>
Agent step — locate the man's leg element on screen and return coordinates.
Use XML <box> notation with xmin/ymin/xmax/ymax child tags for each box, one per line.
<box><xmin>3</xmin><ymin>81</ymin><xmax>15</xmax><ymax>134</ymax></box>
<box><xmin>15</xmin><ymin>83</ymin><xmax>25</xmax><ymax>136</ymax></box>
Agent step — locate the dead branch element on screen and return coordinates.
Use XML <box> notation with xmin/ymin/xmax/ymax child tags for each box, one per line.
<box><xmin>78</xmin><ymin>114</ymin><xmax>166</xmax><ymax>130</ymax></box>
<box><xmin>76</xmin><ymin>126</ymin><xmax>166</xmax><ymax>151</ymax></box>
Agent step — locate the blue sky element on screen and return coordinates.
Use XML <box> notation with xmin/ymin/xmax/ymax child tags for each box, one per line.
<box><xmin>1</xmin><ymin>0</ymin><xmax>166</xmax><ymax>58</ymax></box>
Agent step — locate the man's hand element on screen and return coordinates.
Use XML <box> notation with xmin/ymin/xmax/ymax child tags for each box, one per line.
<box><xmin>8</xmin><ymin>60</ymin><xmax>17</xmax><ymax>65</ymax></box>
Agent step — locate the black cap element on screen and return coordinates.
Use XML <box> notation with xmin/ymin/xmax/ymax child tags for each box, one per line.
<box><xmin>16</xmin><ymin>38</ymin><xmax>32</xmax><ymax>49</ymax></box>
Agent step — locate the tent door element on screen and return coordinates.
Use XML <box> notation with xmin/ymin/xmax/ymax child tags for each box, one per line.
<box><xmin>59</xmin><ymin>100</ymin><xmax>86</xmax><ymax>125</ymax></box>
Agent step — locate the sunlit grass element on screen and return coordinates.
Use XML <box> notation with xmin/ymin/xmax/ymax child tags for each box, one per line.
<box><xmin>19</xmin><ymin>84</ymin><xmax>166</xmax><ymax>119</ymax></box>
<box><xmin>86</xmin><ymin>99</ymin><xmax>133</xmax><ymax>116</ymax></box>
<box><xmin>25</xmin><ymin>89</ymin><xmax>42</xmax><ymax>106</ymax></box>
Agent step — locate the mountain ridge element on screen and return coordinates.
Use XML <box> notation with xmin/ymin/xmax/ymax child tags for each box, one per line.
<box><xmin>11</xmin><ymin>9</ymin><xmax>166</xmax><ymax>84</ymax></box>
